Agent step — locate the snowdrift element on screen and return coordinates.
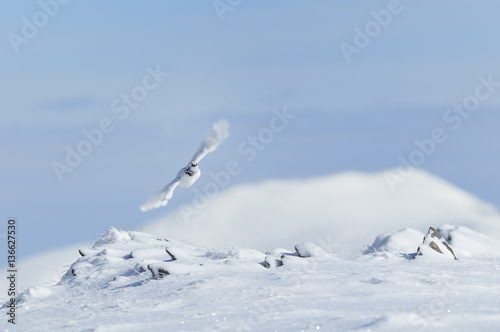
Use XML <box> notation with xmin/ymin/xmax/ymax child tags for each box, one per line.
<box><xmin>144</xmin><ymin>169</ymin><xmax>500</xmax><ymax>252</ymax></box>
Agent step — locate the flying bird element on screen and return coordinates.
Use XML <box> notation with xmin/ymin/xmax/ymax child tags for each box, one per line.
<box><xmin>140</xmin><ymin>119</ymin><xmax>229</xmax><ymax>212</ymax></box>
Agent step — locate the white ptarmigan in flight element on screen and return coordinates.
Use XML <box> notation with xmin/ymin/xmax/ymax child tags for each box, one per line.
<box><xmin>140</xmin><ymin>119</ymin><xmax>229</xmax><ymax>212</ymax></box>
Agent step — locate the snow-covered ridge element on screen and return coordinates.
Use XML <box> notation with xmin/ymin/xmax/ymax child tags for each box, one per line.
<box><xmin>64</xmin><ymin>227</ymin><xmax>267</xmax><ymax>287</ymax></box>
<box><xmin>13</xmin><ymin>224</ymin><xmax>500</xmax><ymax>298</ymax></box>
<box><xmin>54</xmin><ymin>228</ymin><xmax>342</xmax><ymax>289</ymax></box>
<box><xmin>5</xmin><ymin>170</ymin><xmax>500</xmax><ymax>330</ymax></box>
<box><xmin>23</xmin><ymin>225</ymin><xmax>500</xmax><ymax>293</ymax></box>
<box><xmin>5</xmin><ymin>225</ymin><xmax>500</xmax><ymax>331</ymax></box>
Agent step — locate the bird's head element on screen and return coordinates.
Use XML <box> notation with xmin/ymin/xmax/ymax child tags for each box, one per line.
<box><xmin>190</xmin><ymin>162</ymin><xmax>198</xmax><ymax>167</ymax></box>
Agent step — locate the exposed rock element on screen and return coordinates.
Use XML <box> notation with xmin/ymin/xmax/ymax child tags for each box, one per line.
<box><xmin>416</xmin><ymin>227</ymin><xmax>458</xmax><ymax>260</ymax></box>
<box><xmin>78</xmin><ymin>248</ymin><xmax>99</xmax><ymax>257</ymax></box>
<box><xmin>147</xmin><ymin>264</ymin><xmax>170</xmax><ymax>280</ymax></box>
<box><xmin>263</xmin><ymin>255</ymin><xmax>283</xmax><ymax>268</ymax></box>
<box><xmin>294</xmin><ymin>242</ymin><xmax>328</xmax><ymax>258</ymax></box>
<box><xmin>165</xmin><ymin>248</ymin><xmax>177</xmax><ymax>261</ymax></box>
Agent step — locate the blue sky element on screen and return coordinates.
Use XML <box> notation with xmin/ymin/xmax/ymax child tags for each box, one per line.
<box><xmin>1</xmin><ymin>0</ymin><xmax>500</xmax><ymax>259</ymax></box>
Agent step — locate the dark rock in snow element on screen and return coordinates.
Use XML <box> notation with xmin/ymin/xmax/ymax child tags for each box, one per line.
<box><xmin>165</xmin><ymin>248</ymin><xmax>177</xmax><ymax>261</ymax></box>
<box><xmin>294</xmin><ymin>242</ymin><xmax>328</xmax><ymax>258</ymax></box>
<box><xmin>148</xmin><ymin>264</ymin><xmax>170</xmax><ymax>280</ymax></box>
<box><xmin>263</xmin><ymin>256</ymin><xmax>283</xmax><ymax>268</ymax></box>
<box><xmin>416</xmin><ymin>227</ymin><xmax>458</xmax><ymax>260</ymax></box>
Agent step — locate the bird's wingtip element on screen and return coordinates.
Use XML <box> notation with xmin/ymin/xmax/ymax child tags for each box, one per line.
<box><xmin>140</xmin><ymin>198</ymin><xmax>169</xmax><ymax>212</ymax></box>
<box><xmin>213</xmin><ymin>118</ymin><xmax>229</xmax><ymax>140</ymax></box>
<box><xmin>215</xmin><ymin>118</ymin><xmax>229</xmax><ymax>130</ymax></box>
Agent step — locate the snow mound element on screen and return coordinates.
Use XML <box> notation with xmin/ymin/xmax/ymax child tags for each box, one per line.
<box><xmin>63</xmin><ymin>228</ymin><xmax>341</xmax><ymax>285</ymax></box>
<box><xmin>294</xmin><ymin>242</ymin><xmax>329</xmax><ymax>258</ymax></box>
<box><xmin>416</xmin><ymin>227</ymin><xmax>458</xmax><ymax>260</ymax></box>
<box><xmin>365</xmin><ymin>224</ymin><xmax>500</xmax><ymax>262</ymax></box>
<box><xmin>365</xmin><ymin>228</ymin><xmax>425</xmax><ymax>254</ymax></box>
<box><xmin>64</xmin><ymin>227</ymin><xmax>267</xmax><ymax>286</ymax></box>
<box><xmin>437</xmin><ymin>224</ymin><xmax>500</xmax><ymax>258</ymax></box>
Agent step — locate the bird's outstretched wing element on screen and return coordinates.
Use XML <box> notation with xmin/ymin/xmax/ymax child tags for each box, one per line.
<box><xmin>189</xmin><ymin>118</ymin><xmax>229</xmax><ymax>163</ymax></box>
<box><xmin>140</xmin><ymin>173</ymin><xmax>183</xmax><ymax>212</ymax></box>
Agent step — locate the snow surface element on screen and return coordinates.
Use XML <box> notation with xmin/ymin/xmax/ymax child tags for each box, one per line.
<box><xmin>3</xmin><ymin>225</ymin><xmax>500</xmax><ymax>331</ymax></box>
<box><xmin>3</xmin><ymin>170</ymin><xmax>500</xmax><ymax>331</ymax></box>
